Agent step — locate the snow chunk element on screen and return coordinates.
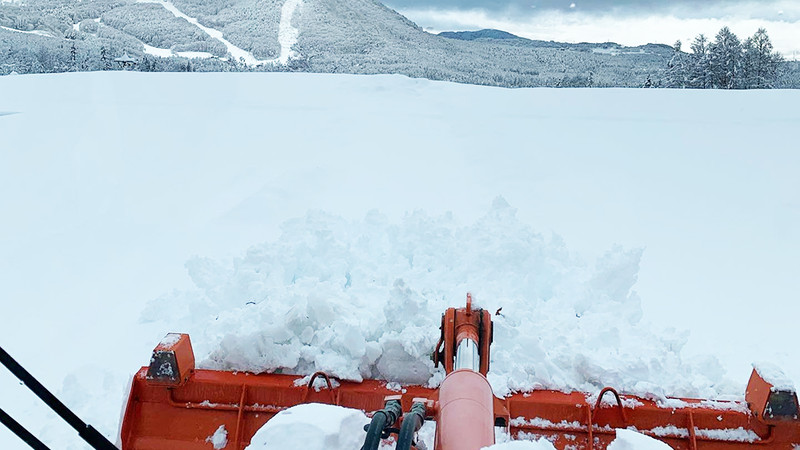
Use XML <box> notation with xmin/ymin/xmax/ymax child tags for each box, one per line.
<box><xmin>206</xmin><ymin>425</ymin><xmax>228</xmax><ymax>449</ymax></box>
<box><xmin>245</xmin><ymin>403</ymin><xmax>368</xmax><ymax>449</ymax></box>
<box><xmin>607</xmin><ymin>429</ymin><xmax>671</xmax><ymax>449</ymax></box>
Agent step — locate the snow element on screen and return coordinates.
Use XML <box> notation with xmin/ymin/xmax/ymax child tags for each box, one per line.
<box><xmin>244</xmin><ymin>403</ymin><xmax>368</xmax><ymax>449</ymax></box>
<box><xmin>607</xmin><ymin>429</ymin><xmax>670</xmax><ymax>449</ymax></box>
<box><xmin>694</xmin><ymin>427</ymin><xmax>758</xmax><ymax>442</ymax></box>
<box><xmin>142</xmin><ymin>43</ymin><xmax>173</xmax><ymax>58</ymax></box>
<box><xmin>157</xmin><ymin>333</ymin><xmax>182</xmax><ymax>347</ymax></box>
<box><xmin>206</xmin><ymin>425</ymin><xmax>229</xmax><ymax>449</ymax></box>
<box><xmin>483</xmin><ymin>440</ymin><xmax>557</xmax><ymax>450</ymax></box>
<box><xmin>276</xmin><ymin>0</ymin><xmax>303</xmax><ymax>65</ymax></box>
<box><xmin>176</xmin><ymin>51</ymin><xmax>214</xmax><ymax>59</ymax></box>
<box><xmin>136</xmin><ymin>0</ymin><xmax>300</xmax><ymax>66</ymax></box>
<box><xmin>591</xmin><ymin>47</ymin><xmax>619</xmax><ymax>55</ymax></box>
<box><xmin>142</xmin><ymin>42</ymin><xmax>215</xmax><ymax>60</ymax></box>
<box><xmin>510</xmin><ymin>418</ymin><xmax>581</xmax><ymax>430</ymax></box>
<box><xmin>754</xmin><ymin>362</ymin><xmax>796</xmax><ymax>391</ymax></box>
<box><xmin>0</xmin><ymin>25</ymin><xmax>54</xmax><ymax>37</ymax></box>
<box><xmin>649</xmin><ymin>424</ymin><xmax>758</xmax><ymax>442</ymax></box>
<box><xmin>0</xmin><ymin>71</ymin><xmax>799</xmax><ymax>450</ymax></box>
<box><xmin>137</xmin><ymin>0</ymin><xmax>267</xmax><ymax>65</ymax></box>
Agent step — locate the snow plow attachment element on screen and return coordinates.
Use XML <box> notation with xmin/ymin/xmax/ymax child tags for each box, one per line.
<box><xmin>120</xmin><ymin>296</ymin><xmax>800</xmax><ymax>449</ymax></box>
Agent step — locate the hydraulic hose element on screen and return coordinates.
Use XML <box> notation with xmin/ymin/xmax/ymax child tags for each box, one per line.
<box><xmin>361</xmin><ymin>399</ymin><xmax>402</xmax><ymax>450</ymax></box>
<box><xmin>396</xmin><ymin>402</ymin><xmax>426</xmax><ymax>450</ymax></box>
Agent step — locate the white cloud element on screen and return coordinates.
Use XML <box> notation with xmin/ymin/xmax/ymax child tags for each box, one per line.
<box><xmin>400</xmin><ymin>7</ymin><xmax>800</xmax><ymax>58</ymax></box>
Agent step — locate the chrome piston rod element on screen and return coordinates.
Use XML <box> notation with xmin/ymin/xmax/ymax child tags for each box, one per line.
<box><xmin>454</xmin><ymin>338</ymin><xmax>480</xmax><ymax>372</ymax></box>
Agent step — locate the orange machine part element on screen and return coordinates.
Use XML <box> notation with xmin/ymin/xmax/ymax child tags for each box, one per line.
<box><xmin>121</xmin><ymin>300</ymin><xmax>800</xmax><ymax>450</ymax></box>
<box><xmin>145</xmin><ymin>333</ymin><xmax>195</xmax><ymax>387</ymax></box>
<box><xmin>434</xmin><ymin>369</ymin><xmax>495</xmax><ymax>450</ymax></box>
<box><xmin>121</xmin><ymin>369</ymin><xmax>435</xmax><ymax>449</ymax></box>
<box><xmin>746</xmin><ymin>368</ymin><xmax>800</xmax><ymax>425</ymax></box>
<box><xmin>433</xmin><ymin>293</ymin><xmax>493</xmax><ymax>376</ymax></box>
<box><xmin>121</xmin><ymin>366</ymin><xmax>800</xmax><ymax>450</ymax></box>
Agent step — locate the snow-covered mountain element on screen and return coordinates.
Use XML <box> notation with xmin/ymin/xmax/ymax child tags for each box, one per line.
<box><xmin>0</xmin><ymin>0</ymin><xmax>675</xmax><ymax>86</ymax></box>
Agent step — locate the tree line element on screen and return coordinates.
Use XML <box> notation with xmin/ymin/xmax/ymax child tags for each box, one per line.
<box><xmin>665</xmin><ymin>27</ymin><xmax>783</xmax><ymax>89</ymax></box>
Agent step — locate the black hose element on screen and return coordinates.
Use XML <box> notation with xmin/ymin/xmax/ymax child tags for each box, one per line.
<box><xmin>361</xmin><ymin>399</ymin><xmax>402</xmax><ymax>450</ymax></box>
<box><xmin>396</xmin><ymin>402</ymin><xmax>426</xmax><ymax>450</ymax></box>
<box><xmin>0</xmin><ymin>406</ymin><xmax>51</xmax><ymax>450</ymax></box>
<box><xmin>0</xmin><ymin>346</ymin><xmax>118</xmax><ymax>450</ymax></box>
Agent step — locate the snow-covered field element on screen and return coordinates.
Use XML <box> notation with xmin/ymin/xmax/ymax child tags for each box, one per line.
<box><xmin>1</xmin><ymin>71</ymin><xmax>799</xmax><ymax>449</ymax></box>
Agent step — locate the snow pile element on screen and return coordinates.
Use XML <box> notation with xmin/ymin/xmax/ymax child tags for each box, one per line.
<box><xmin>245</xmin><ymin>403</ymin><xmax>367</xmax><ymax>449</ymax></box>
<box><xmin>143</xmin><ymin>197</ymin><xmax>731</xmax><ymax>398</ymax></box>
<box><xmin>484</xmin><ymin>439</ymin><xmax>557</xmax><ymax>449</ymax></box>
<box><xmin>607</xmin><ymin>429</ymin><xmax>671</xmax><ymax>449</ymax></box>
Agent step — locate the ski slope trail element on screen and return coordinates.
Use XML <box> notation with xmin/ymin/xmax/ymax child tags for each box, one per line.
<box><xmin>136</xmin><ymin>0</ymin><xmax>302</xmax><ymax>65</ymax></box>
<box><xmin>277</xmin><ymin>0</ymin><xmax>303</xmax><ymax>64</ymax></box>
<box><xmin>0</xmin><ymin>25</ymin><xmax>54</xmax><ymax>37</ymax></box>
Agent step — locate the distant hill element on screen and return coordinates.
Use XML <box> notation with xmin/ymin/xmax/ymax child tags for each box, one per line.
<box><xmin>440</xmin><ymin>29</ymin><xmax>674</xmax><ymax>56</ymax></box>
<box><xmin>438</xmin><ymin>29</ymin><xmax>522</xmax><ymax>41</ymax></box>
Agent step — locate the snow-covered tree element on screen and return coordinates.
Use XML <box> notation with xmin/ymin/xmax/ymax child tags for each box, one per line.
<box><xmin>665</xmin><ymin>40</ymin><xmax>689</xmax><ymax>87</ymax></box>
<box><xmin>687</xmin><ymin>34</ymin><xmax>712</xmax><ymax>88</ymax></box>
<box><xmin>708</xmin><ymin>27</ymin><xmax>742</xmax><ymax>89</ymax></box>
<box><xmin>741</xmin><ymin>28</ymin><xmax>782</xmax><ymax>89</ymax></box>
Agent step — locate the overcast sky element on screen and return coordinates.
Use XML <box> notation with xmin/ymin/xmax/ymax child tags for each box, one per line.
<box><xmin>383</xmin><ymin>0</ymin><xmax>800</xmax><ymax>57</ymax></box>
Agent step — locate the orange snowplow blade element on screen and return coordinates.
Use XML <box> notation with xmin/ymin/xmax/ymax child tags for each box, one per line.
<box><xmin>121</xmin><ymin>333</ymin><xmax>800</xmax><ymax>449</ymax></box>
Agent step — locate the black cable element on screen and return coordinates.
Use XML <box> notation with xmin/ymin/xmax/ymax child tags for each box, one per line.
<box><xmin>0</xmin><ymin>406</ymin><xmax>51</xmax><ymax>450</ymax></box>
<box><xmin>361</xmin><ymin>399</ymin><xmax>402</xmax><ymax>450</ymax></box>
<box><xmin>0</xmin><ymin>346</ymin><xmax>118</xmax><ymax>450</ymax></box>
<box><xmin>396</xmin><ymin>402</ymin><xmax>426</xmax><ymax>450</ymax></box>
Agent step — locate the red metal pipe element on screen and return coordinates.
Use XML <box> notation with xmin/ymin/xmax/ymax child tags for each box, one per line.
<box><xmin>434</xmin><ymin>369</ymin><xmax>495</xmax><ymax>450</ymax></box>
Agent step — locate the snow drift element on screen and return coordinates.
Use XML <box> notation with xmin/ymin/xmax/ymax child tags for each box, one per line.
<box><xmin>142</xmin><ymin>197</ymin><xmax>731</xmax><ymax>399</ymax></box>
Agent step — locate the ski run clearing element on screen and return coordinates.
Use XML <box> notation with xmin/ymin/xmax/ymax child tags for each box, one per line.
<box><xmin>0</xmin><ymin>71</ymin><xmax>799</xmax><ymax>449</ymax></box>
<box><xmin>137</xmin><ymin>0</ymin><xmax>302</xmax><ymax>65</ymax></box>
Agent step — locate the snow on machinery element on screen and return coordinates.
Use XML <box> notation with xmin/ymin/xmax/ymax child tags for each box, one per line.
<box><xmin>118</xmin><ymin>294</ymin><xmax>800</xmax><ymax>450</ymax></box>
<box><xmin>3</xmin><ymin>294</ymin><xmax>800</xmax><ymax>449</ymax></box>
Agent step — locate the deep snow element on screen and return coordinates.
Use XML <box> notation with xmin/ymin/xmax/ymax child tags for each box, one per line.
<box><xmin>1</xmin><ymin>72</ymin><xmax>799</xmax><ymax>449</ymax></box>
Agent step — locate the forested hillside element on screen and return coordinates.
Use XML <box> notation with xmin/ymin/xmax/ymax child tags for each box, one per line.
<box><xmin>1</xmin><ymin>0</ymin><xmax>797</xmax><ymax>88</ymax></box>
<box><xmin>0</xmin><ymin>0</ymin><xmax>671</xmax><ymax>87</ymax></box>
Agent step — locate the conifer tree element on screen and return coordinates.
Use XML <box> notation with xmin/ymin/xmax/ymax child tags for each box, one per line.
<box><xmin>70</xmin><ymin>42</ymin><xmax>77</xmax><ymax>70</ymax></box>
<box><xmin>688</xmin><ymin>34</ymin><xmax>711</xmax><ymax>88</ymax></box>
<box><xmin>742</xmin><ymin>28</ymin><xmax>782</xmax><ymax>88</ymax></box>
<box><xmin>665</xmin><ymin>40</ymin><xmax>688</xmax><ymax>87</ymax></box>
<box><xmin>708</xmin><ymin>27</ymin><xmax>742</xmax><ymax>89</ymax></box>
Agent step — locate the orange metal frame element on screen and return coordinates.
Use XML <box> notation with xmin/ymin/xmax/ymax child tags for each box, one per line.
<box><xmin>120</xmin><ymin>300</ymin><xmax>800</xmax><ymax>450</ymax></box>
